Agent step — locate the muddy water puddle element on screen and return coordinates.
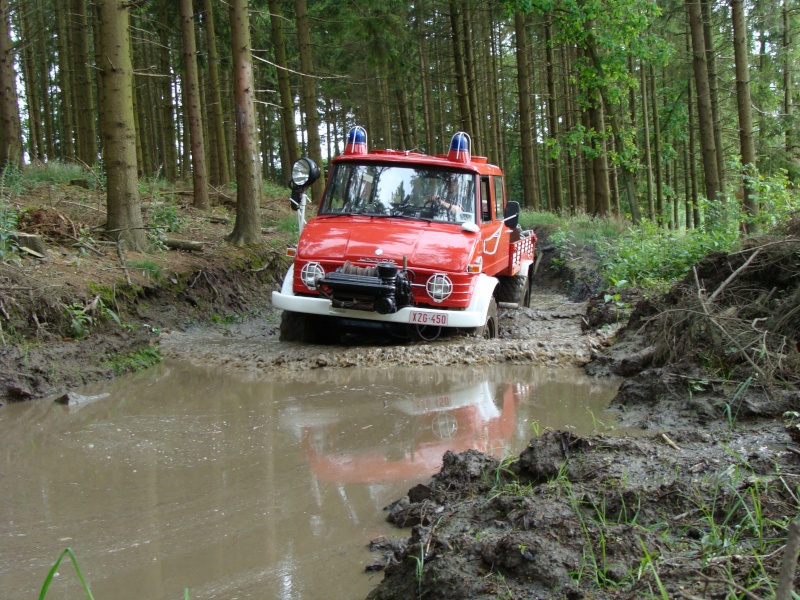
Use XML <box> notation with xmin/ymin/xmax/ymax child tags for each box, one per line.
<box><xmin>1</xmin><ymin>362</ymin><xmax>621</xmax><ymax>599</ymax></box>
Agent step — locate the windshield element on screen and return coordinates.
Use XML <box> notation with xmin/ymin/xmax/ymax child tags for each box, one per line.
<box><xmin>320</xmin><ymin>163</ymin><xmax>476</xmax><ymax>224</ymax></box>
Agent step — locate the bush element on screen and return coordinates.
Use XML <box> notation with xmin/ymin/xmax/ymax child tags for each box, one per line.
<box><xmin>595</xmin><ymin>218</ymin><xmax>739</xmax><ymax>288</ymax></box>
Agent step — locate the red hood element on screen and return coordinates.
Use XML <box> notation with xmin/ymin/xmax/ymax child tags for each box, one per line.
<box><xmin>297</xmin><ymin>217</ymin><xmax>479</xmax><ymax>272</ymax></box>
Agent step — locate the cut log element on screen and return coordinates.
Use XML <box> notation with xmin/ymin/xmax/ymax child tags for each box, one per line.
<box><xmin>13</xmin><ymin>232</ymin><xmax>47</xmax><ymax>256</ymax></box>
<box><xmin>163</xmin><ymin>238</ymin><xmax>205</xmax><ymax>252</ymax></box>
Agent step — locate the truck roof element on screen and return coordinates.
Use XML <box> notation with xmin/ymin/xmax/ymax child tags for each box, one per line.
<box><xmin>332</xmin><ymin>128</ymin><xmax>504</xmax><ymax>177</ymax></box>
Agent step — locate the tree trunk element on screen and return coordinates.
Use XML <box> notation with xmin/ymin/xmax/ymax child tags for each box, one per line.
<box><xmin>590</xmin><ymin>100</ymin><xmax>610</xmax><ymax>216</ymax></box>
<box><xmin>580</xmin><ymin>37</ymin><xmax>639</xmax><ymax>222</ymax></box>
<box><xmin>461</xmin><ymin>0</ymin><xmax>481</xmax><ymax>154</ymax></box>
<box><xmin>157</xmin><ymin>4</ymin><xmax>178</xmax><ymax>181</ymax></box>
<box><xmin>396</xmin><ymin>85</ymin><xmax>413</xmax><ymax>149</ymax></box>
<box><xmin>701</xmin><ymin>0</ymin><xmax>726</xmax><ymax>196</ymax></box>
<box><xmin>268</xmin><ymin>0</ymin><xmax>299</xmax><ymax>180</ymax></box>
<box><xmin>295</xmin><ymin>0</ymin><xmax>324</xmax><ymax>201</ymax></box>
<box><xmin>544</xmin><ymin>18</ymin><xmax>562</xmax><ymax>212</ymax></box>
<box><xmin>226</xmin><ymin>0</ymin><xmax>261</xmax><ymax>246</ymax></box>
<box><xmin>640</xmin><ymin>61</ymin><xmax>654</xmax><ymax>219</ymax></box>
<box><xmin>202</xmin><ymin>0</ymin><xmax>230</xmax><ymax>187</ymax></box>
<box><xmin>416</xmin><ymin>2</ymin><xmax>435</xmax><ymax>154</ymax></box>
<box><xmin>70</xmin><ymin>0</ymin><xmax>97</xmax><ymax>165</ymax></box>
<box><xmin>35</xmin><ymin>0</ymin><xmax>53</xmax><ymax>161</ymax></box>
<box><xmin>582</xmin><ymin>107</ymin><xmax>595</xmax><ymax>215</ymax></box>
<box><xmin>784</xmin><ymin>0</ymin><xmax>797</xmax><ymax>180</ymax></box>
<box><xmin>19</xmin><ymin>1</ymin><xmax>40</xmax><ymax>162</ymax></box>
<box><xmin>731</xmin><ymin>0</ymin><xmax>758</xmax><ymax>231</ymax></box>
<box><xmin>96</xmin><ymin>0</ymin><xmax>146</xmax><ymax>251</ymax></box>
<box><xmin>54</xmin><ymin>1</ymin><xmax>75</xmax><ymax>159</ymax></box>
<box><xmin>514</xmin><ymin>11</ymin><xmax>536</xmax><ymax>209</ymax></box>
<box><xmin>486</xmin><ymin>13</ymin><xmax>496</xmax><ymax>165</ymax></box>
<box><xmin>179</xmin><ymin>0</ymin><xmax>210</xmax><ymax>209</ymax></box>
<box><xmin>0</xmin><ymin>0</ymin><xmax>21</xmax><ymax>168</ymax></box>
<box><xmin>687</xmin><ymin>24</ymin><xmax>700</xmax><ymax>227</ymax></box>
<box><xmin>687</xmin><ymin>0</ymin><xmax>721</xmax><ymax>202</ymax></box>
<box><xmin>448</xmin><ymin>0</ymin><xmax>470</xmax><ymax>133</ymax></box>
<box><xmin>650</xmin><ymin>64</ymin><xmax>665</xmax><ymax>225</ymax></box>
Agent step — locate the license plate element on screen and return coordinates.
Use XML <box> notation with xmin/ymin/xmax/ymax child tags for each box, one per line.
<box><xmin>410</xmin><ymin>311</ymin><xmax>448</xmax><ymax>326</ymax></box>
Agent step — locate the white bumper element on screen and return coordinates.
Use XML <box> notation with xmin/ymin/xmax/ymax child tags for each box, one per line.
<box><xmin>272</xmin><ymin>265</ymin><xmax>497</xmax><ymax>328</ymax></box>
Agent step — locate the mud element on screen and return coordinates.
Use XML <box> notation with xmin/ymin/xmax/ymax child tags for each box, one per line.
<box><xmin>3</xmin><ymin>193</ymin><xmax>799</xmax><ymax>599</ymax></box>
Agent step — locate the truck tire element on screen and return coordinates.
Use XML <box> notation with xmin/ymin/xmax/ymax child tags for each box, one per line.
<box><xmin>520</xmin><ymin>269</ymin><xmax>532</xmax><ymax>308</ymax></box>
<box><xmin>496</xmin><ymin>272</ymin><xmax>530</xmax><ymax>306</ymax></box>
<box><xmin>279</xmin><ymin>311</ymin><xmax>342</xmax><ymax>343</ymax></box>
<box><xmin>476</xmin><ymin>298</ymin><xmax>498</xmax><ymax>339</ymax></box>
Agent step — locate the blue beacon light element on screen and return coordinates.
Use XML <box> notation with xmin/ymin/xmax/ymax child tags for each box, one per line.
<box><xmin>448</xmin><ymin>132</ymin><xmax>471</xmax><ymax>163</ymax></box>
<box><xmin>344</xmin><ymin>126</ymin><xmax>368</xmax><ymax>155</ymax></box>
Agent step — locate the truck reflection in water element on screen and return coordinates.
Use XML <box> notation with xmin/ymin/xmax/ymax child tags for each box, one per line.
<box><xmin>295</xmin><ymin>380</ymin><xmax>523</xmax><ymax>484</ymax></box>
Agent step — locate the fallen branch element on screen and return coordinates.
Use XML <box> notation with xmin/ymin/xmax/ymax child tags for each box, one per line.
<box><xmin>693</xmin><ymin>267</ymin><xmax>767</xmax><ymax>381</ymax></box>
<box><xmin>777</xmin><ymin>518</ymin><xmax>800</xmax><ymax>600</ymax></box>
<box><xmin>708</xmin><ymin>248</ymin><xmax>761</xmax><ymax>303</ymax></box>
<box><xmin>694</xmin><ymin>573</ymin><xmax>763</xmax><ymax>600</ymax></box>
<box><xmin>117</xmin><ymin>239</ymin><xmax>131</xmax><ymax>286</ymax></box>
<box><xmin>661</xmin><ymin>433</ymin><xmax>681</xmax><ymax>451</ymax></box>
<box><xmin>55</xmin><ymin>199</ymin><xmax>107</xmax><ymax>214</ymax></box>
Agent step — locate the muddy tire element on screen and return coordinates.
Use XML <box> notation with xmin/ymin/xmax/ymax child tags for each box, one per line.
<box><xmin>520</xmin><ymin>269</ymin><xmax>532</xmax><ymax>308</ymax></box>
<box><xmin>496</xmin><ymin>272</ymin><xmax>531</xmax><ymax>307</ymax></box>
<box><xmin>279</xmin><ymin>311</ymin><xmax>339</xmax><ymax>343</ymax></box>
<box><xmin>475</xmin><ymin>298</ymin><xmax>498</xmax><ymax>339</ymax></box>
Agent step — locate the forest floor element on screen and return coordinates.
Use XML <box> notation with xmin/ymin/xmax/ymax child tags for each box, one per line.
<box><xmin>2</xmin><ymin>182</ymin><xmax>800</xmax><ymax>599</ymax></box>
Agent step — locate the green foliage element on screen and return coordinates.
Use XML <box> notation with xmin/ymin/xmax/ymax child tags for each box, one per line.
<box><xmin>1</xmin><ymin>160</ymin><xmax>24</xmax><ymax>199</ymax></box>
<box><xmin>0</xmin><ymin>202</ymin><xmax>19</xmax><ymax>259</ymax></box>
<box><xmin>263</xmin><ymin>179</ymin><xmax>289</xmax><ymax>201</ymax></box>
<box><xmin>265</xmin><ymin>214</ymin><xmax>300</xmax><ymax>233</ymax></box>
<box><xmin>741</xmin><ymin>167</ymin><xmax>800</xmax><ymax>230</ymax></box>
<box><xmin>210</xmin><ymin>312</ymin><xmax>240</xmax><ymax>325</ymax></box>
<box><xmin>38</xmin><ymin>548</ymin><xmax>95</xmax><ymax>600</ymax></box>
<box><xmin>63</xmin><ymin>297</ymin><xmax>124</xmax><ymax>339</ymax></box>
<box><xmin>595</xmin><ymin>218</ymin><xmax>739</xmax><ymax>288</ymax></box>
<box><xmin>23</xmin><ymin>162</ymin><xmax>94</xmax><ymax>187</ymax></box>
<box><xmin>150</xmin><ymin>197</ymin><xmax>186</xmax><ymax>233</ymax></box>
<box><xmin>1</xmin><ymin>162</ymin><xmax>23</xmax><ymax>260</ymax></box>
<box><xmin>104</xmin><ymin>347</ymin><xmax>163</xmax><ymax>375</ymax></box>
<box><xmin>38</xmin><ymin>547</ymin><xmax>189</xmax><ymax>599</ymax></box>
<box><xmin>129</xmin><ymin>260</ymin><xmax>163</xmax><ymax>281</ymax></box>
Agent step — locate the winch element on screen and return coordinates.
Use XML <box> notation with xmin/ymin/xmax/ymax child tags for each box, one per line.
<box><xmin>316</xmin><ymin>261</ymin><xmax>413</xmax><ymax>314</ymax></box>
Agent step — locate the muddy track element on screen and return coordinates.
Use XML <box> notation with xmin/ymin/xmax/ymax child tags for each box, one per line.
<box><xmin>158</xmin><ymin>289</ymin><xmax>615</xmax><ymax>374</ymax></box>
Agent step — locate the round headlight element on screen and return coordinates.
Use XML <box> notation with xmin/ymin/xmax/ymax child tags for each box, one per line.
<box><xmin>291</xmin><ymin>157</ymin><xmax>320</xmax><ymax>187</ymax></box>
<box><xmin>300</xmin><ymin>262</ymin><xmax>324</xmax><ymax>290</ymax></box>
<box><xmin>426</xmin><ymin>274</ymin><xmax>452</xmax><ymax>303</ymax></box>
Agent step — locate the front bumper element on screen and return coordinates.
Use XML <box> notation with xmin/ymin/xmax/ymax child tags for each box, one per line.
<box><xmin>272</xmin><ymin>266</ymin><xmax>497</xmax><ymax>329</ymax></box>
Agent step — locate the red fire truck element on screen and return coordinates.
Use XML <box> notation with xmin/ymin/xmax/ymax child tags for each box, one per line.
<box><xmin>272</xmin><ymin>127</ymin><xmax>536</xmax><ymax>342</ymax></box>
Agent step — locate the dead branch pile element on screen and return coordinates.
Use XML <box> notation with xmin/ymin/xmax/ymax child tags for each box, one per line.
<box><xmin>641</xmin><ymin>234</ymin><xmax>800</xmax><ymax>384</ymax></box>
<box><xmin>0</xmin><ymin>262</ymin><xmax>80</xmax><ymax>340</ymax></box>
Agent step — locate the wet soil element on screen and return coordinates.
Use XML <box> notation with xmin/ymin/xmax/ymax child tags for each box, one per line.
<box><xmin>3</xmin><ymin>183</ymin><xmax>800</xmax><ymax>598</ymax></box>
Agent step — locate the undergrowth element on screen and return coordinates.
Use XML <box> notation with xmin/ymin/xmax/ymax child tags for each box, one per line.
<box><xmin>39</xmin><ymin>547</ymin><xmax>190</xmax><ymax>599</ymax></box>
<box><xmin>103</xmin><ymin>347</ymin><xmax>163</xmax><ymax>375</ymax></box>
<box><xmin>521</xmin><ymin>168</ymin><xmax>798</xmax><ymax>291</ymax></box>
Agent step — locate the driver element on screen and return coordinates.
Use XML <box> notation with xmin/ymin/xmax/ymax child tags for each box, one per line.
<box><xmin>430</xmin><ymin>175</ymin><xmax>463</xmax><ymax>217</ymax></box>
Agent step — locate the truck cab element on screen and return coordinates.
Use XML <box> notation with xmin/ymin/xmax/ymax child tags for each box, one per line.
<box><xmin>272</xmin><ymin>127</ymin><xmax>537</xmax><ymax>343</ymax></box>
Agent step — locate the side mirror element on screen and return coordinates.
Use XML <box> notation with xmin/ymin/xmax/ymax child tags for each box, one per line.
<box><xmin>503</xmin><ymin>200</ymin><xmax>520</xmax><ymax>229</ymax></box>
<box><xmin>289</xmin><ymin>157</ymin><xmax>320</xmax><ymax>210</ymax></box>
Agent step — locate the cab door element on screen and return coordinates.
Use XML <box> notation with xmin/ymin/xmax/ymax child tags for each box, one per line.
<box><xmin>477</xmin><ymin>175</ymin><xmax>512</xmax><ymax>276</ymax></box>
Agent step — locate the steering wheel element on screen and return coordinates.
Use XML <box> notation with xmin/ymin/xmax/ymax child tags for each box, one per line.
<box><xmin>425</xmin><ymin>195</ymin><xmax>457</xmax><ymax>220</ymax></box>
<box><xmin>393</xmin><ymin>195</ymin><xmax>418</xmax><ymax>216</ymax></box>
<box><xmin>423</xmin><ymin>195</ymin><xmax>447</xmax><ymax>218</ymax></box>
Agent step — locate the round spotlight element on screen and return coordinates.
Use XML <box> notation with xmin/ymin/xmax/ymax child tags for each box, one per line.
<box><xmin>426</xmin><ymin>273</ymin><xmax>452</xmax><ymax>303</ymax></box>
<box><xmin>300</xmin><ymin>262</ymin><xmax>324</xmax><ymax>290</ymax></box>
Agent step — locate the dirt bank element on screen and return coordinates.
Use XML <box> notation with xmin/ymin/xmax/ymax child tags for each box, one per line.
<box><xmin>363</xmin><ymin>233</ymin><xmax>800</xmax><ymax>600</ymax></box>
